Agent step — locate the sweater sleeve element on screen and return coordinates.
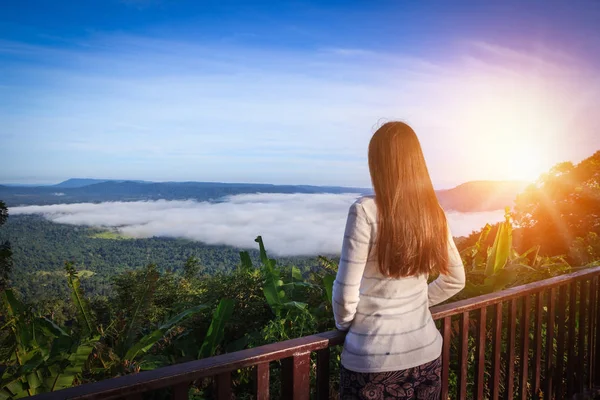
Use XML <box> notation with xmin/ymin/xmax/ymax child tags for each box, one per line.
<box><xmin>332</xmin><ymin>201</ymin><xmax>371</xmax><ymax>331</ymax></box>
<box><xmin>428</xmin><ymin>225</ymin><xmax>466</xmax><ymax>307</ymax></box>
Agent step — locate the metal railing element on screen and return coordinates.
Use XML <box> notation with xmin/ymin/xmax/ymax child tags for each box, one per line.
<box><xmin>33</xmin><ymin>266</ymin><xmax>600</xmax><ymax>400</ymax></box>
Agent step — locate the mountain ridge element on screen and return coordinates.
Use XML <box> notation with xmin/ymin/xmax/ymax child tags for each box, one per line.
<box><xmin>0</xmin><ymin>178</ymin><xmax>530</xmax><ymax>212</ymax></box>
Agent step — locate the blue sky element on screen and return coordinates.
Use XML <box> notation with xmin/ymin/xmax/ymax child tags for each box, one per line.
<box><xmin>1</xmin><ymin>1</ymin><xmax>600</xmax><ymax>187</ymax></box>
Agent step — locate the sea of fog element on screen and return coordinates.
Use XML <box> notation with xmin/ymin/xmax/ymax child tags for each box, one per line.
<box><xmin>9</xmin><ymin>193</ymin><xmax>505</xmax><ymax>256</ymax></box>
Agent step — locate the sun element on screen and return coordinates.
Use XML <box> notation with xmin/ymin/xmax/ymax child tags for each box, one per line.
<box><xmin>458</xmin><ymin>79</ymin><xmax>559</xmax><ymax>184</ymax></box>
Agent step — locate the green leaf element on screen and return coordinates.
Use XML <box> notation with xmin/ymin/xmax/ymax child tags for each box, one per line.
<box><xmin>123</xmin><ymin>264</ymin><xmax>159</xmax><ymax>348</ymax></box>
<box><xmin>124</xmin><ymin>304</ymin><xmax>207</xmax><ymax>361</ymax></box>
<box><xmin>65</xmin><ymin>262</ymin><xmax>96</xmax><ymax>337</ymax></box>
<box><xmin>323</xmin><ymin>275</ymin><xmax>335</xmax><ymax>305</ymax></box>
<box><xmin>282</xmin><ymin>301</ymin><xmax>308</xmax><ymax>311</ymax></box>
<box><xmin>263</xmin><ymin>265</ymin><xmax>284</xmax><ymax>313</ymax></box>
<box><xmin>38</xmin><ymin>317</ymin><xmax>69</xmax><ymax>338</ymax></box>
<box><xmin>485</xmin><ymin>213</ymin><xmax>512</xmax><ymax>276</ymax></box>
<box><xmin>198</xmin><ymin>299</ymin><xmax>234</xmax><ymax>359</ymax></box>
<box><xmin>239</xmin><ymin>251</ymin><xmax>253</xmax><ymax>271</ymax></box>
<box><xmin>255</xmin><ymin>236</ymin><xmax>273</xmax><ymax>269</ymax></box>
<box><xmin>280</xmin><ymin>282</ymin><xmax>320</xmax><ymax>291</ymax></box>
<box><xmin>484</xmin><ymin>268</ymin><xmax>518</xmax><ymax>291</ymax></box>
<box><xmin>291</xmin><ymin>266</ymin><xmax>303</xmax><ymax>281</ymax></box>
<box><xmin>1</xmin><ymin>289</ymin><xmax>26</xmax><ymax>318</ymax></box>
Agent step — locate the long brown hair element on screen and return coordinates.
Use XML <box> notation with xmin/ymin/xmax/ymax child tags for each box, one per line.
<box><xmin>368</xmin><ymin>121</ymin><xmax>449</xmax><ymax>278</ymax></box>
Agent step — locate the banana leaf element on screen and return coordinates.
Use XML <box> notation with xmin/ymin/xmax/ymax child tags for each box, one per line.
<box><xmin>282</xmin><ymin>301</ymin><xmax>308</xmax><ymax>311</ymax></box>
<box><xmin>123</xmin><ymin>265</ymin><xmax>159</xmax><ymax>348</ymax></box>
<box><xmin>239</xmin><ymin>251</ymin><xmax>253</xmax><ymax>271</ymax></box>
<box><xmin>38</xmin><ymin>317</ymin><xmax>69</xmax><ymax>339</ymax></box>
<box><xmin>323</xmin><ymin>275</ymin><xmax>335</xmax><ymax>305</ymax></box>
<box><xmin>65</xmin><ymin>263</ymin><xmax>95</xmax><ymax>338</ymax></box>
<box><xmin>485</xmin><ymin>212</ymin><xmax>512</xmax><ymax>276</ymax></box>
<box><xmin>291</xmin><ymin>266</ymin><xmax>303</xmax><ymax>281</ymax></box>
<box><xmin>124</xmin><ymin>304</ymin><xmax>207</xmax><ymax>362</ymax></box>
<box><xmin>262</xmin><ymin>267</ymin><xmax>284</xmax><ymax>313</ymax></box>
<box><xmin>255</xmin><ymin>236</ymin><xmax>276</xmax><ymax>270</ymax></box>
<box><xmin>198</xmin><ymin>298</ymin><xmax>234</xmax><ymax>359</ymax></box>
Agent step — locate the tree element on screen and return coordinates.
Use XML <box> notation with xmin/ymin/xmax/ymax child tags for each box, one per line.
<box><xmin>514</xmin><ymin>151</ymin><xmax>600</xmax><ymax>256</ymax></box>
<box><xmin>0</xmin><ymin>200</ymin><xmax>12</xmax><ymax>291</ymax></box>
<box><xmin>182</xmin><ymin>256</ymin><xmax>202</xmax><ymax>281</ymax></box>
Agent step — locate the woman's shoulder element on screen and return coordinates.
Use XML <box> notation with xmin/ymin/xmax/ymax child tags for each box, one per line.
<box><xmin>351</xmin><ymin>196</ymin><xmax>377</xmax><ymax>223</ymax></box>
<box><xmin>354</xmin><ymin>195</ymin><xmax>376</xmax><ymax>208</ymax></box>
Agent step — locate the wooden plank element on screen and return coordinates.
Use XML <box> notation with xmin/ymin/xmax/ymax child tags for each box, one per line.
<box><xmin>491</xmin><ymin>302</ymin><xmax>503</xmax><ymax>400</ymax></box>
<box><xmin>506</xmin><ymin>298</ymin><xmax>517</xmax><ymax>400</ymax></box>
<box><xmin>281</xmin><ymin>352</ymin><xmax>311</xmax><ymax>400</ymax></box>
<box><xmin>519</xmin><ymin>296</ymin><xmax>531</xmax><ymax>400</ymax></box>
<box><xmin>532</xmin><ymin>292</ymin><xmax>543</xmax><ymax>398</ymax></box>
<box><xmin>316</xmin><ymin>348</ymin><xmax>330</xmax><ymax>400</ymax></box>
<box><xmin>578</xmin><ymin>280</ymin><xmax>587</xmax><ymax>393</ymax></box>
<box><xmin>474</xmin><ymin>306</ymin><xmax>486</xmax><ymax>400</ymax></box>
<box><xmin>458</xmin><ymin>312</ymin><xmax>469</xmax><ymax>399</ymax></box>
<box><xmin>544</xmin><ymin>287</ymin><xmax>556</xmax><ymax>400</ymax></box>
<box><xmin>254</xmin><ymin>362</ymin><xmax>269</xmax><ymax>400</ymax></box>
<box><xmin>556</xmin><ymin>285</ymin><xmax>567</xmax><ymax>400</ymax></box>
<box><xmin>216</xmin><ymin>372</ymin><xmax>231</xmax><ymax>400</ymax></box>
<box><xmin>171</xmin><ymin>382</ymin><xmax>189</xmax><ymax>400</ymax></box>
<box><xmin>441</xmin><ymin>316</ymin><xmax>452</xmax><ymax>400</ymax></box>
<box><xmin>567</xmin><ymin>282</ymin><xmax>577</xmax><ymax>396</ymax></box>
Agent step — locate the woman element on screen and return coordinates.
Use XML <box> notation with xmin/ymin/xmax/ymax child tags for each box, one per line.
<box><xmin>333</xmin><ymin>121</ymin><xmax>465</xmax><ymax>400</ymax></box>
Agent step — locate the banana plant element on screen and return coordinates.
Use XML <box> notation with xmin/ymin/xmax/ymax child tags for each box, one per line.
<box><xmin>239</xmin><ymin>236</ymin><xmax>319</xmax><ymax>316</ymax></box>
<box><xmin>460</xmin><ymin>208</ymin><xmax>518</xmax><ymax>296</ymax></box>
<box><xmin>0</xmin><ymin>289</ymin><xmax>97</xmax><ymax>398</ymax></box>
<box><xmin>198</xmin><ymin>298</ymin><xmax>234</xmax><ymax>359</ymax></box>
<box><xmin>460</xmin><ymin>207</ymin><xmax>571</xmax><ymax>297</ymax></box>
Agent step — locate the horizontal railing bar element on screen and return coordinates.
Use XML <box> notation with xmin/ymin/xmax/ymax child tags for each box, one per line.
<box><xmin>430</xmin><ymin>266</ymin><xmax>600</xmax><ymax>320</ymax></box>
<box><xmin>30</xmin><ymin>266</ymin><xmax>600</xmax><ymax>400</ymax></box>
<box><xmin>31</xmin><ymin>331</ymin><xmax>344</xmax><ymax>400</ymax></box>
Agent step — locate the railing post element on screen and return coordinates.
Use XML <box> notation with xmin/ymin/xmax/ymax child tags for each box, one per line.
<box><xmin>491</xmin><ymin>302</ymin><xmax>503</xmax><ymax>400</ymax></box>
<box><xmin>172</xmin><ymin>382</ymin><xmax>189</xmax><ymax>400</ymax></box>
<box><xmin>544</xmin><ymin>287</ymin><xmax>556</xmax><ymax>400</ymax></box>
<box><xmin>216</xmin><ymin>372</ymin><xmax>231</xmax><ymax>400</ymax></box>
<box><xmin>474</xmin><ymin>307</ymin><xmax>486</xmax><ymax>400</ymax></box>
<box><xmin>281</xmin><ymin>351</ymin><xmax>311</xmax><ymax>400</ymax></box>
<box><xmin>578</xmin><ymin>281</ymin><xmax>588</xmax><ymax>394</ymax></box>
<box><xmin>441</xmin><ymin>316</ymin><xmax>452</xmax><ymax>400</ymax></box>
<box><xmin>316</xmin><ymin>348</ymin><xmax>330</xmax><ymax>400</ymax></box>
<box><xmin>532</xmin><ymin>292</ymin><xmax>543</xmax><ymax>399</ymax></box>
<box><xmin>506</xmin><ymin>298</ymin><xmax>518</xmax><ymax>399</ymax></box>
<box><xmin>458</xmin><ymin>312</ymin><xmax>469</xmax><ymax>399</ymax></box>
<box><xmin>567</xmin><ymin>283</ymin><xmax>577</xmax><ymax>396</ymax></box>
<box><xmin>596</xmin><ymin>276</ymin><xmax>600</xmax><ymax>386</ymax></box>
<box><xmin>556</xmin><ymin>284</ymin><xmax>568</xmax><ymax>399</ymax></box>
<box><xmin>589</xmin><ymin>277</ymin><xmax>597</xmax><ymax>389</ymax></box>
<box><xmin>254</xmin><ymin>362</ymin><xmax>270</xmax><ymax>400</ymax></box>
<box><xmin>519</xmin><ymin>296</ymin><xmax>531</xmax><ymax>400</ymax></box>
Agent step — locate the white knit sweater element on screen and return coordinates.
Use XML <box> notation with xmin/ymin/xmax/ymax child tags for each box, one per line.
<box><xmin>332</xmin><ymin>196</ymin><xmax>466</xmax><ymax>373</ymax></box>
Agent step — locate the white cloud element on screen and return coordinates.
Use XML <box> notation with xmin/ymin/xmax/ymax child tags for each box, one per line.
<box><xmin>9</xmin><ymin>194</ymin><xmax>505</xmax><ymax>255</ymax></box>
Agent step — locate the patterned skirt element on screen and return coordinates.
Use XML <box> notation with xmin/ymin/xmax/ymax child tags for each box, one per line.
<box><xmin>339</xmin><ymin>356</ymin><xmax>442</xmax><ymax>400</ymax></box>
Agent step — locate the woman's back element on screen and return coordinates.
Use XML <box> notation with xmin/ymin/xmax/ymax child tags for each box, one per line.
<box><xmin>333</xmin><ymin>196</ymin><xmax>465</xmax><ymax>373</ymax></box>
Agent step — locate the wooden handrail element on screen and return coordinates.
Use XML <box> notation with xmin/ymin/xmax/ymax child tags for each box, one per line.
<box><xmin>430</xmin><ymin>265</ymin><xmax>600</xmax><ymax>319</ymax></box>
<box><xmin>31</xmin><ymin>265</ymin><xmax>600</xmax><ymax>400</ymax></box>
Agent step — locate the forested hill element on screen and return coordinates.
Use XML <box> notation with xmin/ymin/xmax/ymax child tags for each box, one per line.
<box><xmin>0</xmin><ymin>179</ymin><xmax>527</xmax><ymax>211</ymax></box>
<box><xmin>436</xmin><ymin>180</ymin><xmax>529</xmax><ymax>212</ymax></box>
<box><xmin>0</xmin><ymin>180</ymin><xmax>369</xmax><ymax>206</ymax></box>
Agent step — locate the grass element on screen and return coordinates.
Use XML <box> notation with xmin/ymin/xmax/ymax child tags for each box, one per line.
<box><xmin>35</xmin><ymin>270</ymin><xmax>95</xmax><ymax>277</ymax></box>
<box><xmin>90</xmin><ymin>230</ymin><xmax>132</xmax><ymax>240</ymax></box>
